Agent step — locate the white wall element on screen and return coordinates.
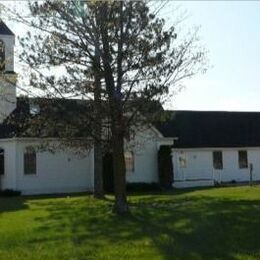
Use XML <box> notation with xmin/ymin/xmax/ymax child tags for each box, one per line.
<box><xmin>0</xmin><ymin>139</ymin><xmax>94</xmax><ymax>195</ymax></box>
<box><xmin>246</xmin><ymin>150</ymin><xmax>260</xmax><ymax>181</ymax></box>
<box><xmin>220</xmin><ymin>151</ymin><xmax>249</xmax><ymax>182</ymax></box>
<box><xmin>16</xmin><ymin>140</ymin><xmax>94</xmax><ymax>195</ymax></box>
<box><xmin>0</xmin><ymin>140</ymin><xmax>17</xmax><ymax>190</ymax></box>
<box><xmin>0</xmin><ymin>130</ymin><xmax>160</xmax><ymax>195</ymax></box>
<box><xmin>126</xmin><ymin>128</ymin><xmax>159</xmax><ymax>184</ymax></box>
<box><xmin>173</xmin><ymin>150</ymin><xmax>213</xmax><ymax>181</ymax></box>
<box><xmin>172</xmin><ymin>148</ymin><xmax>260</xmax><ymax>188</ymax></box>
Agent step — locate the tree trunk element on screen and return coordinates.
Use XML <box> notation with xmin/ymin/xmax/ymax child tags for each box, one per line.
<box><xmin>110</xmin><ymin>98</ymin><xmax>129</xmax><ymax>214</ymax></box>
<box><xmin>94</xmin><ymin>139</ymin><xmax>104</xmax><ymax>198</ymax></box>
<box><xmin>99</xmin><ymin>2</ymin><xmax>129</xmax><ymax>214</ymax></box>
<box><xmin>111</xmin><ymin>125</ymin><xmax>129</xmax><ymax>214</ymax></box>
<box><xmin>93</xmin><ymin>46</ymin><xmax>104</xmax><ymax>199</ymax></box>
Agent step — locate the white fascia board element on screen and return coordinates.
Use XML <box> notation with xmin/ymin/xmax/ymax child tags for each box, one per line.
<box><xmin>157</xmin><ymin>137</ymin><xmax>179</xmax><ymax>148</ymax></box>
<box><xmin>172</xmin><ymin>147</ymin><xmax>260</xmax><ymax>152</ymax></box>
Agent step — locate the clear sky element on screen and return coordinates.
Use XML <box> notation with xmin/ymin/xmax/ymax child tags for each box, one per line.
<box><xmin>166</xmin><ymin>1</ymin><xmax>260</xmax><ymax>111</ymax></box>
<box><xmin>4</xmin><ymin>1</ymin><xmax>260</xmax><ymax>112</ymax></box>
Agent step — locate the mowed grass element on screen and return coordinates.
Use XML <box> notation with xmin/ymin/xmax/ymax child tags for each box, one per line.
<box><xmin>0</xmin><ymin>186</ymin><xmax>260</xmax><ymax>259</ymax></box>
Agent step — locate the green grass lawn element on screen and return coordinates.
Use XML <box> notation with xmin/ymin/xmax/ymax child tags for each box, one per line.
<box><xmin>0</xmin><ymin>186</ymin><xmax>259</xmax><ymax>259</ymax></box>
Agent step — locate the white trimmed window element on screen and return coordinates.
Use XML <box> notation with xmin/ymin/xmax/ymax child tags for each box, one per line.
<box><xmin>24</xmin><ymin>146</ymin><xmax>37</xmax><ymax>175</ymax></box>
<box><xmin>179</xmin><ymin>152</ymin><xmax>187</xmax><ymax>168</ymax></box>
<box><xmin>29</xmin><ymin>103</ymin><xmax>40</xmax><ymax>115</ymax></box>
<box><xmin>125</xmin><ymin>151</ymin><xmax>134</xmax><ymax>173</ymax></box>
<box><xmin>238</xmin><ymin>150</ymin><xmax>248</xmax><ymax>169</ymax></box>
<box><xmin>213</xmin><ymin>151</ymin><xmax>223</xmax><ymax>170</ymax></box>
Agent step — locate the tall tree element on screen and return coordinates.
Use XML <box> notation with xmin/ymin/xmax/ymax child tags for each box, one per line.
<box><xmin>93</xmin><ymin>41</ymin><xmax>104</xmax><ymax>199</ymax></box>
<box><xmin>5</xmin><ymin>0</ymin><xmax>207</xmax><ymax>214</ymax></box>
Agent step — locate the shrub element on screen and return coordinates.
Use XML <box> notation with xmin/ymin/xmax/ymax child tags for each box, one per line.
<box><xmin>0</xmin><ymin>189</ymin><xmax>21</xmax><ymax>197</ymax></box>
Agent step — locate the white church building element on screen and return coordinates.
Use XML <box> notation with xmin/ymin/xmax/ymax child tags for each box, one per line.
<box><xmin>0</xmin><ymin>21</ymin><xmax>259</xmax><ymax>195</ymax></box>
<box><xmin>0</xmin><ymin>21</ymin><xmax>174</xmax><ymax>195</ymax></box>
<box><xmin>159</xmin><ymin>111</ymin><xmax>260</xmax><ymax>188</ymax></box>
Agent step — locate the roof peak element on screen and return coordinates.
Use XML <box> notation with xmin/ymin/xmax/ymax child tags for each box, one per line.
<box><xmin>0</xmin><ymin>20</ymin><xmax>14</xmax><ymax>36</ymax></box>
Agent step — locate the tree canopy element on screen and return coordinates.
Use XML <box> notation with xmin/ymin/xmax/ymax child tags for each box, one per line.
<box><xmin>4</xmin><ymin>0</ymin><xmax>208</xmax><ymax>214</ymax></box>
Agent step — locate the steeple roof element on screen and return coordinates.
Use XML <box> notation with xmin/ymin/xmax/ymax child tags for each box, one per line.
<box><xmin>0</xmin><ymin>20</ymin><xmax>14</xmax><ymax>36</ymax></box>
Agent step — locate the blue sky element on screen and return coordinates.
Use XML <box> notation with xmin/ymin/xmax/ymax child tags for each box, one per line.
<box><xmin>4</xmin><ymin>1</ymin><xmax>260</xmax><ymax>111</ymax></box>
<box><xmin>165</xmin><ymin>1</ymin><xmax>260</xmax><ymax>111</ymax></box>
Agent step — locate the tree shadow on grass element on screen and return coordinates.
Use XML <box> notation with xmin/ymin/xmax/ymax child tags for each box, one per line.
<box><xmin>134</xmin><ymin>197</ymin><xmax>260</xmax><ymax>259</ymax></box>
<box><xmin>127</xmin><ymin>185</ymin><xmax>219</xmax><ymax>197</ymax></box>
<box><xmin>0</xmin><ymin>192</ymin><xmax>90</xmax><ymax>214</ymax></box>
<box><xmin>0</xmin><ymin>197</ymin><xmax>29</xmax><ymax>213</ymax></box>
<box><xmin>27</xmin><ymin>193</ymin><xmax>260</xmax><ymax>259</ymax></box>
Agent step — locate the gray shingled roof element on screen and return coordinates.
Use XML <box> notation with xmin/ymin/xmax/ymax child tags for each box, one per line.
<box><xmin>3</xmin><ymin>99</ymin><xmax>260</xmax><ymax>149</ymax></box>
<box><xmin>0</xmin><ymin>97</ymin><xmax>95</xmax><ymax>139</ymax></box>
<box><xmin>158</xmin><ymin>110</ymin><xmax>260</xmax><ymax>148</ymax></box>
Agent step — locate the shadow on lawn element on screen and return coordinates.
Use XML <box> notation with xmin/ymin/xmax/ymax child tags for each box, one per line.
<box><xmin>28</xmin><ymin>193</ymin><xmax>260</xmax><ymax>259</ymax></box>
<box><xmin>127</xmin><ymin>185</ymin><xmax>219</xmax><ymax>197</ymax></box>
<box><xmin>0</xmin><ymin>192</ymin><xmax>89</xmax><ymax>214</ymax></box>
<box><xmin>0</xmin><ymin>197</ymin><xmax>29</xmax><ymax>213</ymax></box>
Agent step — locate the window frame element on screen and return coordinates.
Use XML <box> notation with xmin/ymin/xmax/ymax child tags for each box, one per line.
<box><xmin>124</xmin><ymin>151</ymin><xmax>134</xmax><ymax>173</ymax></box>
<box><xmin>29</xmin><ymin>103</ymin><xmax>40</xmax><ymax>116</ymax></box>
<box><xmin>24</xmin><ymin>146</ymin><xmax>37</xmax><ymax>175</ymax></box>
<box><xmin>238</xmin><ymin>150</ymin><xmax>248</xmax><ymax>169</ymax></box>
<box><xmin>0</xmin><ymin>148</ymin><xmax>4</xmax><ymax>176</ymax></box>
<box><xmin>213</xmin><ymin>151</ymin><xmax>223</xmax><ymax>170</ymax></box>
<box><xmin>179</xmin><ymin>152</ymin><xmax>187</xmax><ymax>168</ymax></box>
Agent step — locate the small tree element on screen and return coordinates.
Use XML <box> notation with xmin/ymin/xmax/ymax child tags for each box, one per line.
<box><xmin>5</xmin><ymin>0</ymin><xmax>207</xmax><ymax>214</ymax></box>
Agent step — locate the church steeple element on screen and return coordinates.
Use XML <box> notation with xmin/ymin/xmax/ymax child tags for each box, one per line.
<box><xmin>0</xmin><ymin>20</ymin><xmax>15</xmax><ymax>73</ymax></box>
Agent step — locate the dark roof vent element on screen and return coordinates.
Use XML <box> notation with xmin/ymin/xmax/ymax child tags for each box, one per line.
<box><xmin>29</xmin><ymin>102</ymin><xmax>40</xmax><ymax>115</ymax></box>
